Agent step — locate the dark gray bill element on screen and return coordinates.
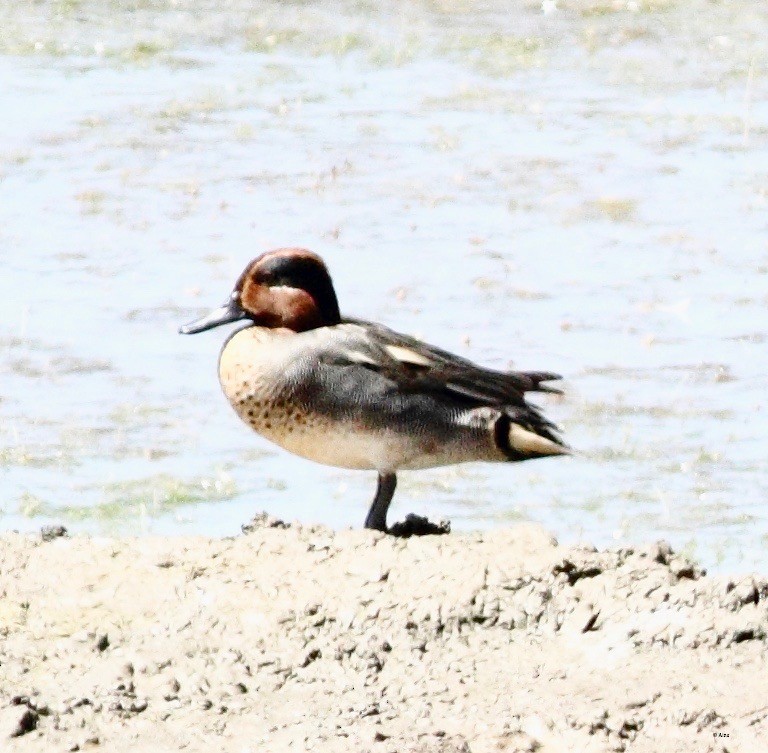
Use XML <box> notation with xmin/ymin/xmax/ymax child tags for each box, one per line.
<box><xmin>179</xmin><ymin>298</ymin><xmax>246</xmax><ymax>334</ymax></box>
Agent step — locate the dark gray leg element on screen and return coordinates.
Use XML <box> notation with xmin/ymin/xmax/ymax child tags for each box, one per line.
<box><xmin>364</xmin><ymin>473</ymin><xmax>397</xmax><ymax>531</ymax></box>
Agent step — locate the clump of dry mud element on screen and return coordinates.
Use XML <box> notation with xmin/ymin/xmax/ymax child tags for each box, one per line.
<box><xmin>1</xmin><ymin>517</ymin><xmax>766</xmax><ymax>752</ymax></box>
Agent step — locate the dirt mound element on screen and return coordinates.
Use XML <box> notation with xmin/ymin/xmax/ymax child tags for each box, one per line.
<box><xmin>1</xmin><ymin>520</ymin><xmax>766</xmax><ymax>752</ymax></box>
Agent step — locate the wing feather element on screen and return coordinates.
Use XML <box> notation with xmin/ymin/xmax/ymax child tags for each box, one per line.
<box><xmin>333</xmin><ymin>318</ymin><xmax>563</xmax><ymax>408</ymax></box>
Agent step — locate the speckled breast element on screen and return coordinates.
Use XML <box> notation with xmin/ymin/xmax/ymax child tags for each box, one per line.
<box><xmin>217</xmin><ymin>326</ymin><xmax>388</xmax><ymax>470</ymax></box>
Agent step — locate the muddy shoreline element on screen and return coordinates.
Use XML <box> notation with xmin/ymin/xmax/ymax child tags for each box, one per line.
<box><xmin>1</xmin><ymin>518</ymin><xmax>766</xmax><ymax>752</ymax></box>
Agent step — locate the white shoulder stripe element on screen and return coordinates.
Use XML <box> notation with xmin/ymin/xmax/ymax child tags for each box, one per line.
<box><xmin>384</xmin><ymin>345</ymin><xmax>433</xmax><ymax>367</ymax></box>
<box><xmin>343</xmin><ymin>349</ymin><xmax>380</xmax><ymax>366</ymax></box>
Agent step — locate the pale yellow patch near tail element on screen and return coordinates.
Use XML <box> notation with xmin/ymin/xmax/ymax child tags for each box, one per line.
<box><xmin>509</xmin><ymin>424</ymin><xmax>569</xmax><ymax>457</ymax></box>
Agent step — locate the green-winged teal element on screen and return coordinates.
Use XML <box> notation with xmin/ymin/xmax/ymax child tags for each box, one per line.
<box><xmin>180</xmin><ymin>248</ymin><xmax>568</xmax><ymax>533</ymax></box>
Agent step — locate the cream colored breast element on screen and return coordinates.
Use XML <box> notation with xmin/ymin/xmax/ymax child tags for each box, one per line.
<box><xmin>218</xmin><ymin>327</ymin><xmax>299</xmax><ymax>436</ymax></box>
<box><xmin>217</xmin><ymin>326</ymin><xmax>385</xmax><ymax>470</ymax></box>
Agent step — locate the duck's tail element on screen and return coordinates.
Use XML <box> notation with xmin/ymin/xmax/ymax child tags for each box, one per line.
<box><xmin>517</xmin><ymin>370</ymin><xmax>563</xmax><ymax>395</ymax></box>
<box><xmin>494</xmin><ymin>405</ymin><xmax>569</xmax><ymax>461</ymax></box>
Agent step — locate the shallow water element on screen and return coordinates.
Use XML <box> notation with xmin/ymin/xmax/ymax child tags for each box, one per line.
<box><xmin>1</xmin><ymin>0</ymin><xmax>766</xmax><ymax>573</ymax></box>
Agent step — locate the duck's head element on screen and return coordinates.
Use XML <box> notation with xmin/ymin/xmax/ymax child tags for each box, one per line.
<box><xmin>180</xmin><ymin>248</ymin><xmax>341</xmax><ymax>335</ymax></box>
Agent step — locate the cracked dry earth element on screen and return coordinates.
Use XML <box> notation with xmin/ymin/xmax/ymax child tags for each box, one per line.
<box><xmin>1</xmin><ymin>517</ymin><xmax>767</xmax><ymax>753</ymax></box>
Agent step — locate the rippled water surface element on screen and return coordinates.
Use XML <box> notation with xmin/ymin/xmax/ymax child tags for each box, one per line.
<box><xmin>1</xmin><ymin>0</ymin><xmax>766</xmax><ymax>573</ymax></box>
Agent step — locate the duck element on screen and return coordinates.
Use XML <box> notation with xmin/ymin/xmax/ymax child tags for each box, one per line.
<box><xmin>180</xmin><ymin>248</ymin><xmax>568</xmax><ymax>534</ymax></box>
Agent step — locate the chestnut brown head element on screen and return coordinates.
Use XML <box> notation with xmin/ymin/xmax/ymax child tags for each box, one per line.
<box><xmin>179</xmin><ymin>248</ymin><xmax>341</xmax><ymax>335</ymax></box>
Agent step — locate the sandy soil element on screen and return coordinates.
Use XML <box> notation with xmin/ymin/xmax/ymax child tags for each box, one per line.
<box><xmin>1</xmin><ymin>517</ymin><xmax>766</xmax><ymax>753</ymax></box>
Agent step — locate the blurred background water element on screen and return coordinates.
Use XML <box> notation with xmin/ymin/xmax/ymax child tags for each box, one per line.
<box><xmin>1</xmin><ymin>0</ymin><xmax>766</xmax><ymax>573</ymax></box>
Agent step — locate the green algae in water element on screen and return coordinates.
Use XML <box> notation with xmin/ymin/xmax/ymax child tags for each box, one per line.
<box><xmin>18</xmin><ymin>473</ymin><xmax>238</xmax><ymax>523</ymax></box>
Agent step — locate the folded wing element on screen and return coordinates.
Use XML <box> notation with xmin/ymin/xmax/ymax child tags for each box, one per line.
<box><xmin>321</xmin><ymin>319</ymin><xmax>566</xmax><ymax>447</ymax></box>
